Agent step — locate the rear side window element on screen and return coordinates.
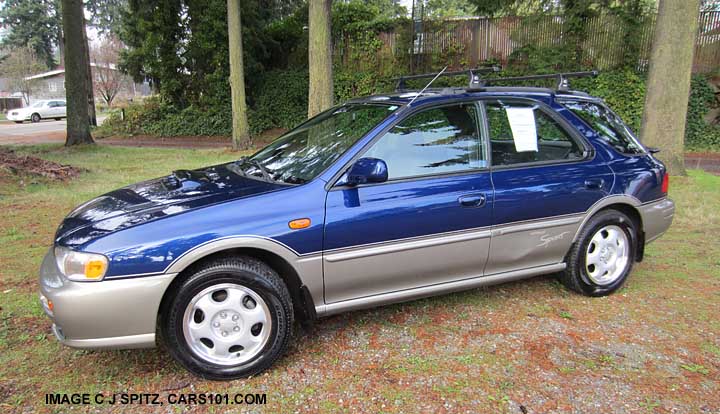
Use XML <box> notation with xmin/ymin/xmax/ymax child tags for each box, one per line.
<box><xmin>485</xmin><ymin>102</ymin><xmax>584</xmax><ymax>166</ymax></box>
<box><xmin>364</xmin><ymin>103</ymin><xmax>485</xmax><ymax>179</ymax></box>
<box><xmin>563</xmin><ymin>100</ymin><xmax>645</xmax><ymax>155</ymax></box>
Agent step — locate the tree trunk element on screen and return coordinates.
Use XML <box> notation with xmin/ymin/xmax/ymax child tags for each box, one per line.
<box><xmin>227</xmin><ymin>0</ymin><xmax>251</xmax><ymax>150</ymax></box>
<box><xmin>82</xmin><ymin>17</ymin><xmax>97</xmax><ymax>127</ymax></box>
<box><xmin>62</xmin><ymin>0</ymin><xmax>93</xmax><ymax>145</ymax></box>
<box><xmin>307</xmin><ymin>0</ymin><xmax>333</xmax><ymax>118</ymax></box>
<box><xmin>640</xmin><ymin>0</ymin><xmax>700</xmax><ymax>176</ymax></box>
<box><xmin>56</xmin><ymin>9</ymin><xmax>65</xmax><ymax>68</ymax></box>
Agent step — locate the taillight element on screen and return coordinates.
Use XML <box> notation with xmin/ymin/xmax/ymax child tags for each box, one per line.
<box><xmin>661</xmin><ymin>173</ymin><xmax>669</xmax><ymax>194</ymax></box>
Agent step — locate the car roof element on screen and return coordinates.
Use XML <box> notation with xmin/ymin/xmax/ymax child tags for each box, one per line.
<box><xmin>346</xmin><ymin>87</ymin><xmax>600</xmax><ymax>107</ymax></box>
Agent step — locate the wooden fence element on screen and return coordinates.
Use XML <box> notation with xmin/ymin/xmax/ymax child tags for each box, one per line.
<box><xmin>337</xmin><ymin>11</ymin><xmax>720</xmax><ymax>74</ymax></box>
<box><xmin>0</xmin><ymin>97</ymin><xmax>23</xmax><ymax>113</ymax></box>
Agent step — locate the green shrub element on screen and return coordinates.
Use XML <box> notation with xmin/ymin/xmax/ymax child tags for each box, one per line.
<box><xmin>97</xmin><ymin>69</ymin><xmax>720</xmax><ymax>152</ymax></box>
<box><xmin>685</xmin><ymin>75</ymin><xmax>720</xmax><ymax>150</ymax></box>
<box><xmin>334</xmin><ymin>69</ymin><xmax>396</xmax><ymax>102</ymax></box>
<box><xmin>573</xmin><ymin>71</ymin><xmax>647</xmax><ymax>133</ymax></box>
<box><xmin>96</xmin><ymin>97</ymin><xmax>231</xmax><ymax>137</ymax></box>
<box><xmin>249</xmin><ymin>70</ymin><xmax>309</xmax><ymax>133</ymax></box>
<box><xmin>143</xmin><ymin>106</ymin><xmax>231</xmax><ymax>137</ymax></box>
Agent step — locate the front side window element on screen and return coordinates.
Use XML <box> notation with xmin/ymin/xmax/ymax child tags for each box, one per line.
<box><xmin>246</xmin><ymin>104</ymin><xmax>397</xmax><ymax>184</ymax></box>
<box><xmin>486</xmin><ymin>102</ymin><xmax>584</xmax><ymax>166</ymax></box>
<box><xmin>364</xmin><ymin>103</ymin><xmax>485</xmax><ymax>180</ymax></box>
<box><xmin>563</xmin><ymin>100</ymin><xmax>645</xmax><ymax>155</ymax></box>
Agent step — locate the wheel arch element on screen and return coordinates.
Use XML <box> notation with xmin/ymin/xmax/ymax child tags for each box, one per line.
<box><xmin>158</xmin><ymin>237</ymin><xmax>322</xmax><ymax>330</ymax></box>
<box><xmin>572</xmin><ymin>195</ymin><xmax>645</xmax><ymax>261</ymax></box>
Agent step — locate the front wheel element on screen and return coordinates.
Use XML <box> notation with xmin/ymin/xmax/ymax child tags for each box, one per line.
<box><xmin>560</xmin><ymin>209</ymin><xmax>637</xmax><ymax>297</ymax></box>
<box><xmin>161</xmin><ymin>256</ymin><xmax>293</xmax><ymax>379</ymax></box>
<box><xmin>31</xmin><ymin>113</ymin><xmax>41</xmax><ymax>123</ymax></box>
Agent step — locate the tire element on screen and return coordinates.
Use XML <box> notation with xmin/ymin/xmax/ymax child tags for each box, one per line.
<box><xmin>55</xmin><ymin>118</ymin><xmax>62</xmax><ymax>121</ymax></box>
<box><xmin>31</xmin><ymin>113</ymin><xmax>41</xmax><ymax>123</ymax></box>
<box><xmin>161</xmin><ymin>256</ymin><xmax>293</xmax><ymax>379</ymax></box>
<box><xmin>560</xmin><ymin>209</ymin><xmax>637</xmax><ymax>297</ymax></box>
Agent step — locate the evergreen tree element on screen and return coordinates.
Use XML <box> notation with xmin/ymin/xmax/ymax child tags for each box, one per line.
<box><xmin>0</xmin><ymin>0</ymin><xmax>61</xmax><ymax>69</ymax></box>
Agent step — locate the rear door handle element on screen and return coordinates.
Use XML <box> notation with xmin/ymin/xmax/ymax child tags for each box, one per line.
<box><xmin>584</xmin><ymin>178</ymin><xmax>605</xmax><ymax>189</ymax></box>
<box><xmin>458</xmin><ymin>193</ymin><xmax>486</xmax><ymax>207</ymax></box>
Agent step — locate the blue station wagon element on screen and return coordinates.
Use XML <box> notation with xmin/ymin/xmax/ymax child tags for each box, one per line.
<box><xmin>39</xmin><ymin>70</ymin><xmax>675</xmax><ymax>379</ymax></box>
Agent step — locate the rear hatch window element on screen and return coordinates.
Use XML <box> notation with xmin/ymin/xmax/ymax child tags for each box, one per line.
<box><xmin>562</xmin><ymin>100</ymin><xmax>645</xmax><ymax>155</ymax></box>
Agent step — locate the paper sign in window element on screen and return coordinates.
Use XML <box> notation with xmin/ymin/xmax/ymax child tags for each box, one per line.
<box><xmin>505</xmin><ymin>107</ymin><xmax>538</xmax><ymax>152</ymax></box>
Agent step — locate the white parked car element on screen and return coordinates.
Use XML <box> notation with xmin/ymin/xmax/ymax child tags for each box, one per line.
<box><xmin>6</xmin><ymin>100</ymin><xmax>67</xmax><ymax>123</ymax></box>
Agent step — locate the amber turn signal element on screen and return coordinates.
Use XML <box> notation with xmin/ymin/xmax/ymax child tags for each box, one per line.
<box><xmin>288</xmin><ymin>218</ymin><xmax>311</xmax><ymax>229</ymax></box>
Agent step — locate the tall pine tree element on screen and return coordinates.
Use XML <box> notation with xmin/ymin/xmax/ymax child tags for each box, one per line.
<box><xmin>0</xmin><ymin>0</ymin><xmax>61</xmax><ymax>69</ymax></box>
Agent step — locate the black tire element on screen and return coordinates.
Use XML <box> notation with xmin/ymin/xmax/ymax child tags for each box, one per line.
<box><xmin>560</xmin><ymin>209</ymin><xmax>637</xmax><ymax>297</ymax></box>
<box><xmin>161</xmin><ymin>256</ymin><xmax>293</xmax><ymax>379</ymax></box>
<box><xmin>31</xmin><ymin>113</ymin><xmax>41</xmax><ymax>123</ymax></box>
<box><xmin>54</xmin><ymin>118</ymin><xmax>62</xmax><ymax>121</ymax></box>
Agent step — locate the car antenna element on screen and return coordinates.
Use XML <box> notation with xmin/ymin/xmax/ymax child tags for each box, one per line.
<box><xmin>407</xmin><ymin>66</ymin><xmax>447</xmax><ymax>106</ymax></box>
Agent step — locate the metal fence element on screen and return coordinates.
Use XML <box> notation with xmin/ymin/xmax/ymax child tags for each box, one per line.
<box><xmin>337</xmin><ymin>11</ymin><xmax>720</xmax><ymax>74</ymax></box>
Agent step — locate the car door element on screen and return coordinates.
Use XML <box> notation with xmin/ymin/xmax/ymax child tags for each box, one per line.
<box><xmin>55</xmin><ymin>101</ymin><xmax>67</xmax><ymax>118</ymax></box>
<box><xmin>483</xmin><ymin>99</ymin><xmax>614</xmax><ymax>275</ymax></box>
<box><xmin>40</xmin><ymin>101</ymin><xmax>53</xmax><ymax>118</ymax></box>
<box><xmin>323</xmin><ymin>102</ymin><xmax>494</xmax><ymax>304</ymax></box>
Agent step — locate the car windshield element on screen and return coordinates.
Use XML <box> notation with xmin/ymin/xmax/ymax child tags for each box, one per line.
<box><xmin>240</xmin><ymin>103</ymin><xmax>398</xmax><ymax>184</ymax></box>
<box><xmin>31</xmin><ymin>101</ymin><xmax>46</xmax><ymax>108</ymax></box>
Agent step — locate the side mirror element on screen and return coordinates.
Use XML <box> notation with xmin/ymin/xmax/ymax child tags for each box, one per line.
<box><xmin>346</xmin><ymin>157</ymin><xmax>388</xmax><ymax>186</ymax></box>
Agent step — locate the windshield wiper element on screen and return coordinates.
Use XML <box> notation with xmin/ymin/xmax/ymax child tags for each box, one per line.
<box><xmin>242</xmin><ymin>159</ymin><xmax>274</xmax><ymax>182</ymax></box>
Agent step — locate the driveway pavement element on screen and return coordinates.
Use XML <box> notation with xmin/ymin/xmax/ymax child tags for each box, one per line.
<box><xmin>0</xmin><ymin>116</ymin><xmax>107</xmax><ymax>145</ymax></box>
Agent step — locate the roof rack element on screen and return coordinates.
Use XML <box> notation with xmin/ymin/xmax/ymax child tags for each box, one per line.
<box><xmin>395</xmin><ymin>66</ymin><xmax>501</xmax><ymax>92</ymax></box>
<box><xmin>477</xmin><ymin>70</ymin><xmax>599</xmax><ymax>92</ymax></box>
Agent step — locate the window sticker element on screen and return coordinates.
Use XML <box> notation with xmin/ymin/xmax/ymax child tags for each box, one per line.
<box><xmin>505</xmin><ymin>107</ymin><xmax>538</xmax><ymax>152</ymax></box>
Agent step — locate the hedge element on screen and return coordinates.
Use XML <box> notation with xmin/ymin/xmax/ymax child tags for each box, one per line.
<box><xmin>98</xmin><ymin>70</ymin><xmax>719</xmax><ymax>150</ymax></box>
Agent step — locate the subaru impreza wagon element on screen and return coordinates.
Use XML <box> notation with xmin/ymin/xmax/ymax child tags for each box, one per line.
<box><xmin>39</xmin><ymin>71</ymin><xmax>674</xmax><ymax>379</ymax></box>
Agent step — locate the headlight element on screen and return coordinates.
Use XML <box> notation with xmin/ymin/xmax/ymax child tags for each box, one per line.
<box><xmin>54</xmin><ymin>246</ymin><xmax>109</xmax><ymax>282</ymax></box>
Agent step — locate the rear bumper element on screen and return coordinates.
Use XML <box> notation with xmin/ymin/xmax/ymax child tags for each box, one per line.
<box><xmin>6</xmin><ymin>112</ymin><xmax>28</xmax><ymax>121</ymax></box>
<box><xmin>38</xmin><ymin>249</ymin><xmax>176</xmax><ymax>349</ymax></box>
<box><xmin>639</xmin><ymin>197</ymin><xmax>675</xmax><ymax>243</ymax></box>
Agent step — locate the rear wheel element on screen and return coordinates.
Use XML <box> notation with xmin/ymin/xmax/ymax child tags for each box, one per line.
<box><xmin>560</xmin><ymin>209</ymin><xmax>637</xmax><ymax>296</ymax></box>
<box><xmin>161</xmin><ymin>256</ymin><xmax>293</xmax><ymax>379</ymax></box>
<box><xmin>31</xmin><ymin>113</ymin><xmax>41</xmax><ymax>123</ymax></box>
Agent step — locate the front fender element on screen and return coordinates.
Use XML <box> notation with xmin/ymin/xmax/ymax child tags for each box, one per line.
<box><xmin>164</xmin><ymin>235</ymin><xmax>323</xmax><ymax>306</ymax></box>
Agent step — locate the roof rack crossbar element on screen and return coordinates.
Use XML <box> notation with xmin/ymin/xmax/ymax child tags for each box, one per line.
<box><xmin>395</xmin><ymin>66</ymin><xmax>501</xmax><ymax>91</ymax></box>
<box><xmin>480</xmin><ymin>70</ymin><xmax>599</xmax><ymax>92</ymax></box>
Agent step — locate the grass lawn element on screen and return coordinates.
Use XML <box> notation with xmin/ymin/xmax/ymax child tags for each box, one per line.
<box><xmin>1</xmin><ymin>144</ymin><xmax>719</xmax><ymax>413</ymax></box>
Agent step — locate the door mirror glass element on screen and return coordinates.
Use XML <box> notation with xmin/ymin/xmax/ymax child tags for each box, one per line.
<box><xmin>346</xmin><ymin>157</ymin><xmax>388</xmax><ymax>186</ymax></box>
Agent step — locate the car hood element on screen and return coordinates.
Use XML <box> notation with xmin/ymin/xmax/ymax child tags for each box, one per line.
<box><xmin>55</xmin><ymin>162</ymin><xmax>287</xmax><ymax>247</ymax></box>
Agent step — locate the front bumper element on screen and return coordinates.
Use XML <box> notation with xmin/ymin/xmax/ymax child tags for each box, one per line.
<box><xmin>38</xmin><ymin>249</ymin><xmax>177</xmax><ymax>349</ymax></box>
<box><xmin>639</xmin><ymin>197</ymin><xmax>675</xmax><ymax>243</ymax></box>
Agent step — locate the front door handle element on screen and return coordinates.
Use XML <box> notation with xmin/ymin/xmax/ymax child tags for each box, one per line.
<box><xmin>458</xmin><ymin>193</ymin><xmax>486</xmax><ymax>207</ymax></box>
<box><xmin>584</xmin><ymin>178</ymin><xmax>605</xmax><ymax>190</ymax></box>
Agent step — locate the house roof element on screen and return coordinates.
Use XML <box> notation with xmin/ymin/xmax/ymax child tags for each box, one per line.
<box><xmin>24</xmin><ymin>69</ymin><xmax>66</xmax><ymax>81</ymax></box>
<box><xmin>24</xmin><ymin>63</ymin><xmax>119</xmax><ymax>81</ymax></box>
